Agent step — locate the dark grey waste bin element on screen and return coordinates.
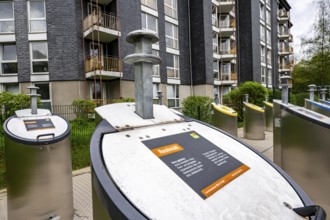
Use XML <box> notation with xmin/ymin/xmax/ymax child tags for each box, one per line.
<box><xmin>4</xmin><ymin>108</ymin><xmax>73</xmax><ymax>220</ymax></box>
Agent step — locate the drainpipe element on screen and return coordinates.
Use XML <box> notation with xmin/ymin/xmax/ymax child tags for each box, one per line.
<box><xmin>124</xmin><ymin>30</ymin><xmax>162</xmax><ymax>119</ymax></box>
<box><xmin>308</xmin><ymin>84</ymin><xmax>316</xmax><ymax>101</ymax></box>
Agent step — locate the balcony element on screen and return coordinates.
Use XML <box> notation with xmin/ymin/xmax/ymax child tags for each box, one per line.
<box><xmin>212</xmin><ymin>17</ymin><xmax>219</xmax><ymax>28</ymax></box>
<box><xmin>288</xmin><ymin>34</ymin><xmax>293</xmax><ymax>42</ymax></box>
<box><xmin>278</xmin><ymin>47</ymin><xmax>293</xmax><ymax>56</ymax></box>
<box><xmin>219</xmin><ymin>47</ymin><xmax>236</xmax><ymax>61</ymax></box>
<box><xmin>279</xmin><ymin>63</ymin><xmax>292</xmax><ymax>72</ymax></box>
<box><xmin>85</xmin><ymin>55</ymin><xmax>122</xmax><ymax>79</ymax></box>
<box><xmin>231</xmin><ymin>72</ymin><xmax>237</xmax><ymax>80</ymax></box>
<box><xmin>278</xmin><ymin>10</ymin><xmax>290</xmax><ymax>24</ymax></box>
<box><xmin>219</xmin><ymin>0</ymin><xmax>235</xmax><ymax>13</ymax></box>
<box><xmin>83</xmin><ymin>11</ymin><xmax>120</xmax><ymax>43</ymax></box>
<box><xmin>219</xmin><ymin>19</ymin><xmax>236</xmax><ymax>37</ymax></box>
<box><xmin>278</xmin><ymin>29</ymin><xmax>291</xmax><ymax>40</ymax></box>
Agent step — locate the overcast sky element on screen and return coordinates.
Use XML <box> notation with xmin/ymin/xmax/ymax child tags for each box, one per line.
<box><xmin>287</xmin><ymin>0</ymin><xmax>318</xmax><ymax>60</ymax></box>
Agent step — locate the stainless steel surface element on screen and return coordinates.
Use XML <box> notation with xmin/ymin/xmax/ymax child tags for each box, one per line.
<box><xmin>4</xmin><ymin>109</ymin><xmax>73</xmax><ymax>220</ymax></box>
<box><xmin>124</xmin><ymin>30</ymin><xmax>161</xmax><ymax>119</ymax></box>
<box><xmin>273</xmin><ymin>100</ymin><xmax>283</xmax><ymax>166</ymax></box>
<box><xmin>308</xmin><ymin>84</ymin><xmax>316</xmax><ymax>101</ymax></box>
<box><xmin>264</xmin><ymin>101</ymin><xmax>273</xmax><ymax>132</ymax></box>
<box><xmin>279</xmin><ymin>105</ymin><xmax>330</xmax><ymax>214</ymax></box>
<box><xmin>305</xmin><ymin>99</ymin><xmax>330</xmax><ymax>117</ymax></box>
<box><xmin>5</xmin><ymin>137</ymin><xmax>73</xmax><ymax>220</ymax></box>
<box><xmin>211</xmin><ymin>103</ymin><xmax>237</xmax><ymax>137</ymax></box>
<box><xmin>280</xmin><ymin>76</ymin><xmax>292</xmax><ymax>105</ymax></box>
<box><xmin>243</xmin><ymin>102</ymin><xmax>265</xmax><ymax>140</ymax></box>
<box><xmin>26</xmin><ymin>86</ymin><xmax>40</xmax><ymax>115</ymax></box>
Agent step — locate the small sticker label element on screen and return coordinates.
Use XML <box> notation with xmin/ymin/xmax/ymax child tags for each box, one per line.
<box><xmin>190</xmin><ymin>132</ymin><xmax>200</xmax><ymax>139</ymax></box>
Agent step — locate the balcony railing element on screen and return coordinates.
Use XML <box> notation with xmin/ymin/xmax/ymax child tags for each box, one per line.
<box><xmin>220</xmin><ymin>47</ymin><xmax>236</xmax><ymax>55</ymax></box>
<box><xmin>219</xmin><ymin>0</ymin><xmax>235</xmax><ymax>3</ymax></box>
<box><xmin>212</xmin><ymin>17</ymin><xmax>219</xmax><ymax>27</ymax></box>
<box><xmin>85</xmin><ymin>56</ymin><xmax>122</xmax><ymax>73</ymax></box>
<box><xmin>278</xmin><ymin>10</ymin><xmax>290</xmax><ymax>19</ymax></box>
<box><xmin>279</xmin><ymin>64</ymin><xmax>292</xmax><ymax>69</ymax></box>
<box><xmin>231</xmin><ymin>73</ymin><xmax>237</xmax><ymax>80</ymax></box>
<box><xmin>279</xmin><ymin>47</ymin><xmax>293</xmax><ymax>53</ymax></box>
<box><xmin>279</xmin><ymin>29</ymin><xmax>290</xmax><ymax>35</ymax></box>
<box><xmin>83</xmin><ymin>11</ymin><xmax>119</xmax><ymax>31</ymax></box>
<box><xmin>220</xmin><ymin>19</ymin><xmax>236</xmax><ymax>28</ymax></box>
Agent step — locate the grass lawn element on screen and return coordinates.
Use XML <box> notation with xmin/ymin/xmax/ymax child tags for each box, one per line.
<box><xmin>0</xmin><ymin>119</ymin><xmax>95</xmax><ymax>190</ymax></box>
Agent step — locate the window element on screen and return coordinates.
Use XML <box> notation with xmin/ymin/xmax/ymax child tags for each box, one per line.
<box><xmin>28</xmin><ymin>0</ymin><xmax>47</xmax><ymax>32</ymax></box>
<box><xmin>220</xmin><ymin>15</ymin><xmax>229</xmax><ymax>28</ymax></box>
<box><xmin>213</xmin><ymin>32</ymin><xmax>218</xmax><ymax>53</ymax></box>
<box><xmin>261</xmin><ymin>45</ymin><xmax>265</xmax><ymax>63</ymax></box>
<box><xmin>266</xmin><ymin>0</ymin><xmax>270</xmax><ymax>6</ymax></box>
<box><xmin>261</xmin><ymin>67</ymin><xmax>266</xmax><ymax>84</ymax></box>
<box><xmin>167</xmin><ymin>84</ymin><xmax>179</xmax><ymax>108</ymax></box>
<box><xmin>142</xmin><ymin>13</ymin><xmax>158</xmax><ymax>33</ymax></box>
<box><xmin>260</xmin><ymin>24</ymin><xmax>265</xmax><ymax>42</ymax></box>
<box><xmin>266</xmin><ymin>10</ymin><xmax>271</xmax><ymax>25</ymax></box>
<box><xmin>91</xmin><ymin>81</ymin><xmax>102</xmax><ymax>99</ymax></box>
<box><xmin>266</xmin><ymin>29</ymin><xmax>271</xmax><ymax>45</ymax></box>
<box><xmin>165</xmin><ymin>22</ymin><xmax>178</xmax><ymax>49</ymax></box>
<box><xmin>212</xmin><ymin>4</ymin><xmax>218</xmax><ymax>27</ymax></box>
<box><xmin>35</xmin><ymin>83</ymin><xmax>51</xmax><ymax>107</ymax></box>
<box><xmin>1</xmin><ymin>83</ymin><xmax>19</xmax><ymax>94</ymax></box>
<box><xmin>221</xmin><ymin>63</ymin><xmax>230</xmax><ymax>80</ymax></box>
<box><xmin>164</xmin><ymin>0</ymin><xmax>177</xmax><ymax>19</ymax></box>
<box><xmin>30</xmin><ymin>42</ymin><xmax>48</xmax><ymax>73</ymax></box>
<box><xmin>267</xmin><ymin>50</ymin><xmax>272</xmax><ymax>64</ymax></box>
<box><xmin>260</xmin><ymin>3</ymin><xmax>265</xmax><ymax>20</ymax></box>
<box><xmin>0</xmin><ymin>2</ymin><xmax>15</xmax><ymax>33</ymax></box>
<box><xmin>153</xmin><ymin>83</ymin><xmax>159</xmax><ymax>103</ymax></box>
<box><xmin>141</xmin><ymin>0</ymin><xmax>157</xmax><ymax>10</ymax></box>
<box><xmin>267</xmin><ymin>69</ymin><xmax>272</xmax><ymax>85</ymax></box>
<box><xmin>213</xmin><ymin>60</ymin><xmax>219</xmax><ymax>79</ymax></box>
<box><xmin>1</xmin><ymin>44</ymin><xmax>18</xmax><ymax>74</ymax></box>
<box><xmin>166</xmin><ymin>53</ymin><xmax>179</xmax><ymax>79</ymax></box>
<box><xmin>152</xmin><ymin>50</ymin><xmax>160</xmax><ymax>76</ymax></box>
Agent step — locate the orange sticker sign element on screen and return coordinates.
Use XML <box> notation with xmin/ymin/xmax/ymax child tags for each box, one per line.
<box><xmin>151</xmin><ymin>143</ymin><xmax>184</xmax><ymax>157</ymax></box>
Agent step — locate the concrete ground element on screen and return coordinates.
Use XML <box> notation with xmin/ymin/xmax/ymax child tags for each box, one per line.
<box><xmin>0</xmin><ymin>129</ymin><xmax>273</xmax><ymax>220</ymax></box>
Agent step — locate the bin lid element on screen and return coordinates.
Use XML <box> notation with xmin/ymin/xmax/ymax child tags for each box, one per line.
<box><xmin>264</xmin><ymin>101</ymin><xmax>273</xmax><ymax>108</ymax></box>
<box><xmin>4</xmin><ymin>109</ymin><xmax>69</xmax><ymax>144</ymax></box>
<box><xmin>101</xmin><ymin>120</ymin><xmax>306</xmax><ymax>220</ymax></box>
<box><xmin>212</xmin><ymin>103</ymin><xmax>237</xmax><ymax>116</ymax></box>
<box><xmin>244</xmin><ymin>102</ymin><xmax>265</xmax><ymax>113</ymax></box>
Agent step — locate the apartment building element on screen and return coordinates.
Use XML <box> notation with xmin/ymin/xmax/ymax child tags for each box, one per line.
<box><xmin>0</xmin><ymin>0</ymin><xmax>292</xmax><ymax>107</ymax></box>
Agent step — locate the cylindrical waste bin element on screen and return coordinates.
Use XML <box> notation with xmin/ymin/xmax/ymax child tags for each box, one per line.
<box><xmin>211</xmin><ymin>103</ymin><xmax>237</xmax><ymax>137</ymax></box>
<box><xmin>243</xmin><ymin>102</ymin><xmax>265</xmax><ymax>140</ymax></box>
<box><xmin>4</xmin><ymin>108</ymin><xmax>73</xmax><ymax>220</ymax></box>
<box><xmin>264</xmin><ymin>101</ymin><xmax>273</xmax><ymax>132</ymax></box>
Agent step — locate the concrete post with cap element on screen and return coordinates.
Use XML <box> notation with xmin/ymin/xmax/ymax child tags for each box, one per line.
<box><xmin>308</xmin><ymin>84</ymin><xmax>316</xmax><ymax>101</ymax></box>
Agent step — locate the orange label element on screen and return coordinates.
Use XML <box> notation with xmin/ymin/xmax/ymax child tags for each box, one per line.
<box><xmin>201</xmin><ymin>164</ymin><xmax>250</xmax><ymax>198</ymax></box>
<box><xmin>151</xmin><ymin>144</ymin><xmax>184</xmax><ymax>157</ymax></box>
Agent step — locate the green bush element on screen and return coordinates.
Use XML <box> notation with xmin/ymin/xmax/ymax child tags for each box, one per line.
<box><xmin>223</xmin><ymin>82</ymin><xmax>268</xmax><ymax>121</ymax></box>
<box><xmin>112</xmin><ymin>97</ymin><xmax>135</xmax><ymax>103</ymax></box>
<box><xmin>268</xmin><ymin>89</ymin><xmax>297</xmax><ymax>105</ymax></box>
<box><xmin>182</xmin><ymin>96</ymin><xmax>213</xmax><ymax>124</ymax></box>
<box><xmin>72</xmin><ymin>99</ymin><xmax>96</xmax><ymax>119</ymax></box>
<box><xmin>294</xmin><ymin>92</ymin><xmax>314</xmax><ymax>107</ymax></box>
<box><xmin>0</xmin><ymin>92</ymin><xmax>40</xmax><ymax>123</ymax></box>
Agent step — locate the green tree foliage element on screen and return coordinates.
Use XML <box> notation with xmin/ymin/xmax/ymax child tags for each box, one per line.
<box><xmin>296</xmin><ymin>0</ymin><xmax>330</xmax><ymax>91</ymax></box>
<box><xmin>182</xmin><ymin>96</ymin><xmax>213</xmax><ymax>124</ymax></box>
<box><xmin>112</xmin><ymin>97</ymin><xmax>135</xmax><ymax>103</ymax></box>
<box><xmin>72</xmin><ymin>99</ymin><xmax>96</xmax><ymax>119</ymax></box>
<box><xmin>223</xmin><ymin>82</ymin><xmax>268</xmax><ymax>120</ymax></box>
<box><xmin>0</xmin><ymin>92</ymin><xmax>36</xmax><ymax>123</ymax></box>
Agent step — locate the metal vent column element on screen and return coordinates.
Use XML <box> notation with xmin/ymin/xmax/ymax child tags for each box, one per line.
<box><xmin>124</xmin><ymin>30</ymin><xmax>162</xmax><ymax>119</ymax></box>
<box><xmin>27</xmin><ymin>86</ymin><xmax>40</xmax><ymax>115</ymax></box>
<box><xmin>308</xmin><ymin>84</ymin><xmax>316</xmax><ymax>101</ymax></box>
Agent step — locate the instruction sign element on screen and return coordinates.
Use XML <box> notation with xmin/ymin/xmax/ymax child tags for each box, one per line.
<box><xmin>143</xmin><ymin>131</ymin><xmax>249</xmax><ymax>199</ymax></box>
<box><xmin>24</xmin><ymin>119</ymin><xmax>55</xmax><ymax>131</ymax></box>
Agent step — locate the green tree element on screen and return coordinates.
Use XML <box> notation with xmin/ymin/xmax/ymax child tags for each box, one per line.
<box><xmin>182</xmin><ymin>96</ymin><xmax>213</xmax><ymax>124</ymax></box>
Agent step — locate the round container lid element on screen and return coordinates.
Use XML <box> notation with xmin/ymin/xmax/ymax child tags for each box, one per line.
<box><xmin>5</xmin><ymin>110</ymin><xmax>69</xmax><ymax>145</ymax></box>
<box><xmin>212</xmin><ymin>103</ymin><xmax>237</xmax><ymax>116</ymax></box>
<box><xmin>244</xmin><ymin>102</ymin><xmax>265</xmax><ymax>112</ymax></box>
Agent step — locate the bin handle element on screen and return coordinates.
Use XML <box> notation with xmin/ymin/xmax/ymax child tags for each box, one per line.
<box><xmin>37</xmin><ymin>133</ymin><xmax>55</xmax><ymax>141</ymax></box>
<box><xmin>293</xmin><ymin>205</ymin><xmax>327</xmax><ymax>220</ymax></box>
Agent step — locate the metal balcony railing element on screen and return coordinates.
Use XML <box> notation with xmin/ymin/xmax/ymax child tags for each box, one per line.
<box><xmin>279</xmin><ymin>47</ymin><xmax>293</xmax><ymax>53</ymax></box>
<box><xmin>279</xmin><ymin>64</ymin><xmax>292</xmax><ymax>69</ymax></box>
<box><xmin>83</xmin><ymin>11</ymin><xmax>119</xmax><ymax>31</ymax></box>
<box><xmin>85</xmin><ymin>56</ymin><xmax>122</xmax><ymax>73</ymax></box>
<box><xmin>220</xmin><ymin>19</ymin><xmax>236</xmax><ymax>28</ymax></box>
<box><xmin>231</xmin><ymin>72</ymin><xmax>237</xmax><ymax>80</ymax></box>
<box><xmin>219</xmin><ymin>0</ymin><xmax>235</xmax><ymax>3</ymax></box>
<box><xmin>278</xmin><ymin>10</ymin><xmax>290</xmax><ymax>19</ymax></box>
<box><xmin>219</xmin><ymin>47</ymin><xmax>236</xmax><ymax>55</ymax></box>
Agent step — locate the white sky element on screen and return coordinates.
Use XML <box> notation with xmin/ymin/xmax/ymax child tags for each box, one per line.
<box><xmin>287</xmin><ymin>0</ymin><xmax>318</xmax><ymax>60</ymax></box>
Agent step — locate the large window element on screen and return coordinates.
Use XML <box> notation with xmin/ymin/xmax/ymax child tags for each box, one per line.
<box><xmin>260</xmin><ymin>24</ymin><xmax>265</xmax><ymax>42</ymax></box>
<box><xmin>260</xmin><ymin>45</ymin><xmax>265</xmax><ymax>63</ymax></box>
<box><xmin>260</xmin><ymin>3</ymin><xmax>265</xmax><ymax>20</ymax></box>
<box><xmin>261</xmin><ymin>66</ymin><xmax>266</xmax><ymax>84</ymax></box>
<box><xmin>1</xmin><ymin>83</ymin><xmax>19</xmax><ymax>94</ymax></box>
<box><xmin>267</xmin><ymin>50</ymin><xmax>272</xmax><ymax>64</ymax></box>
<box><xmin>0</xmin><ymin>2</ymin><xmax>15</xmax><ymax>33</ymax></box>
<box><xmin>165</xmin><ymin>22</ymin><xmax>178</xmax><ymax>49</ymax></box>
<box><xmin>220</xmin><ymin>39</ymin><xmax>229</xmax><ymax>54</ymax></box>
<box><xmin>30</xmin><ymin>42</ymin><xmax>48</xmax><ymax>73</ymax></box>
<box><xmin>267</xmin><ymin>69</ymin><xmax>272</xmax><ymax>85</ymax></box>
<box><xmin>153</xmin><ymin>83</ymin><xmax>159</xmax><ymax>103</ymax></box>
<box><xmin>213</xmin><ymin>60</ymin><xmax>219</xmax><ymax>79</ymax></box>
<box><xmin>28</xmin><ymin>0</ymin><xmax>47</xmax><ymax>32</ymax></box>
<box><xmin>0</xmin><ymin>44</ymin><xmax>17</xmax><ymax>75</ymax></box>
<box><xmin>34</xmin><ymin>82</ymin><xmax>51</xmax><ymax>107</ymax></box>
<box><xmin>167</xmin><ymin>84</ymin><xmax>179</xmax><ymax>108</ymax></box>
<box><xmin>142</xmin><ymin>13</ymin><xmax>158</xmax><ymax>33</ymax></box>
<box><xmin>266</xmin><ymin>29</ymin><xmax>271</xmax><ymax>45</ymax></box>
<box><xmin>212</xmin><ymin>4</ymin><xmax>218</xmax><ymax>27</ymax></box>
<box><xmin>164</xmin><ymin>0</ymin><xmax>177</xmax><ymax>19</ymax></box>
<box><xmin>152</xmin><ymin>50</ymin><xmax>160</xmax><ymax>76</ymax></box>
<box><xmin>212</xmin><ymin>32</ymin><xmax>218</xmax><ymax>53</ymax></box>
<box><xmin>266</xmin><ymin>10</ymin><xmax>271</xmax><ymax>26</ymax></box>
<box><xmin>141</xmin><ymin>0</ymin><xmax>157</xmax><ymax>10</ymax></box>
<box><xmin>166</xmin><ymin>53</ymin><xmax>179</xmax><ymax>79</ymax></box>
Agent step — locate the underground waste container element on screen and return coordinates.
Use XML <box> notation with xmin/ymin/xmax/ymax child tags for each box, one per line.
<box><xmin>211</xmin><ymin>103</ymin><xmax>238</xmax><ymax>137</ymax></box>
<box><xmin>243</xmin><ymin>102</ymin><xmax>265</xmax><ymax>140</ymax></box>
<box><xmin>4</xmin><ymin>106</ymin><xmax>73</xmax><ymax>220</ymax></box>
